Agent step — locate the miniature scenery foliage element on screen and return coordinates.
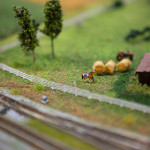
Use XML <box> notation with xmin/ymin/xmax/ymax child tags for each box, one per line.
<box><xmin>43</xmin><ymin>0</ymin><xmax>63</xmax><ymax>59</ymax></box>
<box><xmin>13</xmin><ymin>6</ymin><xmax>39</xmax><ymax>63</ymax></box>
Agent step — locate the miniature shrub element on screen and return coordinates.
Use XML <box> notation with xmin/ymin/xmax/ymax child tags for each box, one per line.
<box><xmin>127</xmin><ymin>75</ymin><xmax>150</xmax><ymax>94</ymax></box>
<box><xmin>34</xmin><ymin>83</ymin><xmax>45</xmax><ymax>91</ymax></box>
<box><xmin>123</xmin><ymin>115</ymin><xmax>134</xmax><ymax>126</ymax></box>
<box><xmin>13</xmin><ymin>61</ymin><xmax>21</xmax><ymax>67</ymax></box>
<box><xmin>11</xmin><ymin>88</ymin><xmax>21</xmax><ymax>95</ymax></box>
<box><xmin>106</xmin><ymin>92</ymin><xmax>116</xmax><ymax>97</ymax></box>
<box><xmin>33</xmin><ymin>65</ymin><xmax>42</xmax><ymax>71</ymax></box>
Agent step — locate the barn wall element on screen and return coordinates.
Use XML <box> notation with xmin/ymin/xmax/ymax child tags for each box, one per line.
<box><xmin>137</xmin><ymin>72</ymin><xmax>150</xmax><ymax>86</ymax></box>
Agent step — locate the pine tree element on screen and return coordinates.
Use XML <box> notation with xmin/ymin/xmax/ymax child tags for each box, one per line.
<box><xmin>13</xmin><ymin>6</ymin><xmax>39</xmax><ymax>63</ymax></box>
<box><xmin>43</xmin><ymin>0</ymin><xmax>63</xmax><ymax>59</ymax></box>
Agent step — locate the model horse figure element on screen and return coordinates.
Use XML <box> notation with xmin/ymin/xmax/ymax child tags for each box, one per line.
<box><xmin>82</xmin><ymin>71</ymin><xmax>95</xmax><ymax>82</ymax></box>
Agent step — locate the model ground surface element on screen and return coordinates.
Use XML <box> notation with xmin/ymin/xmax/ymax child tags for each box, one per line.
<box><xmin>1</xmin><ymin>70</ymin><xmax>150</xmax><ymax>136</ymax></box>
<box><xmin>0</xmin><ymin>0</ymin><xmax>150</xmax><ymax>105</ymax></box>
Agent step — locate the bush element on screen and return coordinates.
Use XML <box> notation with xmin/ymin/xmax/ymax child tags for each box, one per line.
<box><xmin>123</xmin><ymin>115</ymin><xmax>134</xmax><ymax>126</ymax></box>
<box><xmin>13</xmin><ymin>61</ymin><xmax>21</xmax><ymax>67</ymax></box>
<box><xmin>34</xmin><ymin>83</ymin><xmax>45</xmax><ymax>91</ymax></box>
<box><xmin>11</xmin><ymin>88</ymin><xmax>21</xmax><ymax>95</ymax></box>
<box><xmin>34</xmin><ymin>65</ymin><xmax>42</xmax><ymax>71</ymax></box>
<box><xmin>127</xmin><ymin>75</ymin><xmax>150</xmax><ymax>94</ymax></box>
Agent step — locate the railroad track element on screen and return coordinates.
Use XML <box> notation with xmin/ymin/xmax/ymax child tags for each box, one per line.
<box><xmin>0</xmin><ymin>94</ymin><xmax>150</xmax><ymax>150</ymax></box>
<box><xmin>0</xmin><ymin>115</ymin><xmax>72</xmax><ymax>150</ymax></box>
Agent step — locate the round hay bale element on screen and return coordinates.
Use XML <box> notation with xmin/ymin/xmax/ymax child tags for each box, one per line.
<box><xmin>105</xmin><ymin>60</ymin><xmax>116</xmax><ymax>75</ymax></box>
<box><xmin>93</xmin><ymin>61</ymin><xmax>105</xmax><ymax>75</ymax></box>
<box><xmin>117</xmin><ymin>59</ymin><xmax>131</xmax><ymax>72</ymax></box>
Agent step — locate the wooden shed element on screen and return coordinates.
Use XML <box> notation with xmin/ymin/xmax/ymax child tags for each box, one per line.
<box><xmin>136</xmin><ymin>53</ymin><xmax>150</xmax><ymax>86</ymax></box>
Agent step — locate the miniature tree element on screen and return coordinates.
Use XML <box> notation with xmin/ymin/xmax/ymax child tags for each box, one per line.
<box><xmin>13</xmin><ymin>6</ymin><xmax>39</xmax><ymax>63</ymax></box>
<box><xmin>43</xmin><ymin>0</ymin><xmax>63</xmax><ymax>59</ymax></box>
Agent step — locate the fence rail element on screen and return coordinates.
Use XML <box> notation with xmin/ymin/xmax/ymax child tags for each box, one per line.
<box><xmin>0</xmin><ymin>63</ymin><xmax>150</xmax><ymax>113</ymax></box>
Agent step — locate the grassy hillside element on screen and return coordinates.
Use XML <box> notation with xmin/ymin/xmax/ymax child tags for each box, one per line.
<box><xmin>0</xmin><ymin>0</ymin><xmax>150</xmax><ymax>105</ymax></box>
<box><xmin>0</xmin><ymin>0</ymin><xmax>43</xmax><ymax>39</ymax></box>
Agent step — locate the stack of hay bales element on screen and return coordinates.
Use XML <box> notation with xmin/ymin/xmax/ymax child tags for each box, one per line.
<box><xmin>93</xmin><ymin>61</ymin><xmax>105</xmax><ymax>75</ymax></box>
<box><xmin>105</xmin><ymin>60</ymin><xmax>116</xmax><ymax>75</ymax></box>
<box><xmin>117</xmin><ymin>59</ymin><xmax>131</xmax><ymax>72</ymax></box>
<box><xmin>93</xmin><ymin>59</ymin><xmax>131</xmax><ymax>75</ymax></box>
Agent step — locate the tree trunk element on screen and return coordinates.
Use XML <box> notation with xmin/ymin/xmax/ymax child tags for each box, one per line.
<box><xmin>24</xmin><ymin>51</ymin><xmax>31</xmax><ymax>56</ymax></box>
<box><xmin>51</xmin><ymin>38</ymin><xmax>55</xmax><ymax>59</ymax></box>
<box><xmin>32</xmin><ymin>50</ymin><xmax>36</xmax><ymax>63</ymax></box>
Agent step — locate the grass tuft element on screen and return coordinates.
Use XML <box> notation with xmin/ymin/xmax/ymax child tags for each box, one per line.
<box><xmin>34</xmin><ymin>83</ymin><xmax>45</xmax><ymax>91</ymax></box>
<box><xmin>123</xmin><ymin>115</ymin><xmax>134</xmax><ymax>126</ymax></box>
<box><xmin>11</xmin><ymin>88</ymin><xmax>21</xmax><ymax>95</ymax></box>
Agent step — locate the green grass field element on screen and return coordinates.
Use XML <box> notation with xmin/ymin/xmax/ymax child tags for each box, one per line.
<box><xmin>0</xmin><ymin>0</ymin><xmax>43</xmax><ymax>39</ymax></box>
<box><xmin>1</xmin><ymin>0</ymin><xmax>150</xmax><ymax>106</ymax></box>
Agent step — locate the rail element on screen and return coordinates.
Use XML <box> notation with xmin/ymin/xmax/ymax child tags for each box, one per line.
<box><xmin>1</xmin><ymin>94</ymin><xmax>150</xmax><ymax>150</ymax></box>
<box><xmin>0</xmin><ymin>115</ymin><xmax>72</xmax><ymax>150</ymax></box>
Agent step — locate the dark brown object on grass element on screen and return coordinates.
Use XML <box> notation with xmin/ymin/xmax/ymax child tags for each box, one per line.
<box><xmin>117</xmin><ymin>50</ymin><xmax>134</xmax><ymax>61</ymax></box>
<box><xmin>136</xmin><ymin>53</ymin><xmax>150</xmax><ymax>86</ymax></box>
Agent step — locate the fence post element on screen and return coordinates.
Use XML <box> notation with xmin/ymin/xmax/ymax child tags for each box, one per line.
<box><xmin>131</xmin><ymin>106</ymin><xmax>134</xmax><ymax>110</ymax></box>
<box><xmin>98</xmin><ymin>95</ymin><xmax>102</xmax><ymax>102</ymax></box>
<box><xmin>63</xmin><ymin>85</ymin><xmax>66</xmax><ymax>93</ymax></box>
<box><xmin>52</xmin><ymin>82</ymin><xmax>54</xmax><ymax>90</ymax></box>
<box><xmin>144</xmin><ymin>109</ymin><xmax>147</xmax><ymax>113</ymax></box>
<box><xmin>30</xmin><ymin>75</ymin><xmax>33</xmax><ymax>82</ymax></box>
<box><xmin>120</xmin><ymin>104</ymin><xmax>123</xmax><ymax>107</ymax></box>
<box><xmin>3</xmin><ymin>65</ymin><xmax>5</xmax><ymax>70</ymax></box>
<box><xmin>88</xmin><ymin>91</ymin><xmax>92</xmax><ymax>99</ymax></box>
<box><xmin>74</xmin><ymin>81</ymin><xmax>77</xmax><ymax>96</ymax></box>
<box><xmin>109</xmin><ymin>100</ymin><xmax>112</xmax><ymax>104</ymax></box>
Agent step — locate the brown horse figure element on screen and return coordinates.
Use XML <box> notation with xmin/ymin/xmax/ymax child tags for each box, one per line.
<box><xmin>82</xmin><ymin>71</ymin><xmax>95</xmax><ymax>82</ymax></box>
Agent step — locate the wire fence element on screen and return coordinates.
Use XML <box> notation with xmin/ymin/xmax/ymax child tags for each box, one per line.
<box><xmin>0</xmin><ymin>63</ymin><xmax>150</xmax><ymax>114</ymax></box>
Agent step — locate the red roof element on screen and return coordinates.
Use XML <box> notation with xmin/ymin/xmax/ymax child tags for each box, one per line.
<box><xmin>136</xmin><ymin>53</ymin><xmax>150</xmax><ymax>73</ymax></box>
